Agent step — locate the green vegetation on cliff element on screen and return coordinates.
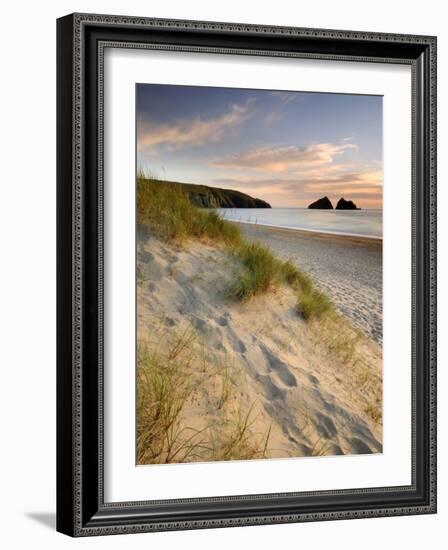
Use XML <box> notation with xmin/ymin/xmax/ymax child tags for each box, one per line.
<box><xmin>138</xmin><ymin>177</ymin><xmax>271</xmax><ymax>209</ymax></box>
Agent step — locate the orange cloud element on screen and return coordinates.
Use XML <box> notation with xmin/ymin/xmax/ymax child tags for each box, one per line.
<box><xmin>212</xmin><ymin>169</ymin><xmax>382</xmax><ymax>208</ymax></box>
<box><xmin>137</xmin><ymin>103</ymin><xmax>250</xmax><ymax>152</ymax></box>
<box><xmin>304</xmin><ymin>170</ymin><xmax>383</xmax><ymax>189</ymax></box>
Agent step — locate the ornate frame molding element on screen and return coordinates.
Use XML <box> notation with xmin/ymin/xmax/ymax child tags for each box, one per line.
<box><xmin>57</xmin><ymin>13</ymin><xmax>437</xmax><ymax>537</ymax></box>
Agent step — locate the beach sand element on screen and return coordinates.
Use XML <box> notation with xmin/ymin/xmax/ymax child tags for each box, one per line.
<box><xmin>137</xmin><ymin>227</ymin><xmax>382</xmax><ymax>464</ymax></box>
<box><xmin>235</xmin><ymin>222</ymin><xmax>383</xmax><ymax>345</ymax></box>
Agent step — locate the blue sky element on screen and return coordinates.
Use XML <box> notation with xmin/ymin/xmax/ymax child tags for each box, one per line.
<box><xmin>136</xmin><ymin>84</ymin><xmax>382</xmax><ymax>208</ymax></box>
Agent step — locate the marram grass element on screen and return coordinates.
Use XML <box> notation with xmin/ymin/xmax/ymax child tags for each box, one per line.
<box><xmin>296</xmin><ymin>289</ymin><xmax>333</xmax><ymax>320</ymax></box>
<box><xmin>137</xmin><ymin>173</ymin><xmax>332</xmax><ymax>320</ymax></box>
<box><xmin>137</xmin><ymin>175</ymin><xmax>241</xmax><ymax>246</ymax></box>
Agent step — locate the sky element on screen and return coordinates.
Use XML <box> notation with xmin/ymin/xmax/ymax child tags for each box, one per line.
<box><xmin>136</xmin><ymin>84</ymin><xmax>382</xmax><ymax>209</ymax></box>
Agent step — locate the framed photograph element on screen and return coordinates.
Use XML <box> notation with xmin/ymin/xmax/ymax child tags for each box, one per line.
<box><xmin>56</xmin><ymin>13</ymin><xmax>437</xmax><ymax>536</ymax></box>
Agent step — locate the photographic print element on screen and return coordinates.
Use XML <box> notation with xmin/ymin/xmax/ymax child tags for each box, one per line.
<box><xmin>57</xmin><ymin>15</ymin><xmax>437</xmax><ymax>534</ymax></box>
<box><xmin>136</xmin><ymin>84</ymin><xmax>383</xmax><ymax>465</ymax></box>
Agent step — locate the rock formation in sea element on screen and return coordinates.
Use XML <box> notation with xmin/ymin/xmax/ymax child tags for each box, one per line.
<box><xmin>336</xmin><ymin>198</ymin><xmax>360</xmax><ymax>210</ymax></box>
<box><xmin>308</xmin><ymin>196</ymin><xmax>333</xmax><ymax>209</ymax></box>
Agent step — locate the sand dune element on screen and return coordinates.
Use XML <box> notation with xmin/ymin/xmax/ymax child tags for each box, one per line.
<box><xmin>137</xmin><ymin>227</ymin><xmax>382</xmax><ymax>463</ymax></box>
<box><xmin>236</xmin><ymin>222</ymin><xmax>383</xmax><ymax>344</ymax></box>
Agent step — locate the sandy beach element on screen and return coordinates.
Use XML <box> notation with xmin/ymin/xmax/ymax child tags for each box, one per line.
<box><xmin>235</xmin><ymin>222</ymin><xmax>383</xmax><ymax>345</ymax></box>
<box><xmin>135</xmin><ymin>84</ymin><xmax>384</xmax><ymax>465</ymax></box>
<box><xmin>137</xmin><ymin>227</ymin><xmax>382</xmax><ymax>463</ymax></box>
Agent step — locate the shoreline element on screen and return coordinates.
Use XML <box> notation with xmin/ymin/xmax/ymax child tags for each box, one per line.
<box><xmin>229</xmin><ymin>220</ymin><xmax>382</xmax><ymax>246</ymax></box>
<box><xmin>234</xmin><ymin>222</ymin><xmax>383</xmax><ymax>344</ymax></box>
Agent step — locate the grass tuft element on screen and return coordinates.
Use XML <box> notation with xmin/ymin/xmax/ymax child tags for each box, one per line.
<box><xmin>137</xmin><ymin>327</ymin><xmax>273</xmax><ymax>464</ymax></box>
<box><xmin>229</xmin><ymin>242</ymin><xmax>283</xmax><ymax>299</ymax></box>
<box><xmin>297</xmin><ymin>289</ymin><xmax>333</xmax><ymax>320</ymax></box>
<box><xmin>280</xmin><ymin>260</ymin><xmax>313</xmax><ymax>294</ymax></box>
<box><xmin>364</xmin><ymin>400</ymin><xmax>382</xmax><ymax>424</ymax></box>
<box><xmin>209</xmin><ymin>404</ymin><xmax>272</xmax><ymax>461</ymax></box>
<box><xmin>137</xmin><ymin>346</ymin><xmax>195</xmax><ymax>464</ymax></box>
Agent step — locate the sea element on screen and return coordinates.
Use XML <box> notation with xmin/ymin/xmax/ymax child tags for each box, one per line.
<box><xmin>217</xmin><ymin>208</ymin><xmax>382</xmax><ymax>239</ymax></box>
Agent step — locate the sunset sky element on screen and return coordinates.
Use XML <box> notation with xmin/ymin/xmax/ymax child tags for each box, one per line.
<box><xmin>136</xmin><ymin>84</ymin><xmax>382</xmax><ymax>209</ymax></box>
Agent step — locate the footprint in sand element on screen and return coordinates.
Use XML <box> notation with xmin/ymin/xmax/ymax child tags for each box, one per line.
<box><xmin>261</xmin><ymin>345</ymin><xmax>297</xmax><ymax>387</ymax></box>
<box><xmin>174</xmin><ymin>272</ymin><xmax>190</xmax><ymax>286</ymax></box>
<box><xmin>143</xmin><ymin>257</ymin><xmax>164</xmax><ymax>281</ymax></box>
<box><xmin>307</xmin><ymin>374</ymin><xmax>320</xmax><ymax>386</ymax></box>
<box><xmin>233</xmin><ymin>339</ymin><xmax>246</xmax><ymax>354</ymax></box>
<box><xmin>287</xmin><ymin>439</ymin><xmax>312</xmax><ymax>456</ymax></box>
<box><xmin>227</xmin><ymin>330</ymin><xmax>247</xmax><ymax>354</ymax></box>
<box><xmin>348</xmin><ymin>437</ymin><xmax>373</xmax><ymax>455</ymax></box>
<box><xmin>160</xmin><ymin>249</ymin><xmax>178</xmax><ymax>264</ymax></box>
<box><xmin>138</xmin><ymin>250</ymin><xmax>155</xmax><ymax>263</ymax></box>
<box><xmin>326</xmin><ymin>444</ymin><xmax>344</xmax><ymax>455</ymax></box>
<box><xmin>257</xmin><ymin>374</ymin><xmax>287</xmax><ymax>401</ymax></box>
<box><xmin>212</xmin><ymin>316</ymin><xmax>246</xmax><ymax>354</ymax></box>
<box><xmin>350</xmin><ymin>422</ymin><xmax>382</xmax><ymax>453</ymax></box>
<box><xmin>191</xmin><ymin>317</ymin><xmax>207</xmax><ymax>331</ymax></box>
<box><xmin>191</xmin><ymin>317</ymin><xmax>225</xmax><ymax>351</ymax></box>
<box><xmin>315</xmin><ymin>413</ymin><xmax>337</xmax><ymax>438</ymax></box>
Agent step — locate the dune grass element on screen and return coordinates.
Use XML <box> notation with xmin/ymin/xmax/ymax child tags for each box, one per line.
<box><xmin>232</xmin><ymin>242</ymin><xmax>334</xmax><ymax>320</ymax></box>
<box><xmin>136</xmin><ymin>328</ymin><xmax>202</xmax><ymax>465</ymax></box>
<box><xmin>137</xmin><ymin>175</ymin><xmax>241</xmax><ymax>246</ymax></box>
<box><xmin>228</xmin><ymin>241</ymin><xmax>327</xmax><ymax>319</ymax></box>
<box><xmin>228</xmin><ymin>237</ymin><xmax>331</xmax><ymax>320</ymax></box>
<box><xmin>364</xmin><ymin>400</ymin><xmax>382</xmax><ymax>424</ymax></box>
<box><xmin>280</xmin><ymin>259</ymin><xmax>313</xmax><ymax>293</ymax></box>
<box><xmin>297</xmin><ymin>289</ymin><xmax>333</xmax><ymax>320</ymax></box>
<box><xmin>229</xmin><ymin>241</ymin><xmax>284</xmax><ymax>299</ymax></box>
<box><xmin>138</xmin><ymin>173</ymin><xmax>333</xmax><ymax>321</ymax></box>
<box><xmin>137</xmin><ymin>327</ymin><xmax>272</xmax><ymax>464</ymax></box>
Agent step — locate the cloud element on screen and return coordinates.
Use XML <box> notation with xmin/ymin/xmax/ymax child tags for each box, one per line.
<box><xmin>137</xmin><ymin>103</ymin><xmax>250</xmax><ymax>152</ymax></box>
<box><xmin>290</xmin><ymin>170</ymin><xmax>383</xmax><ymax>190</ymax></box>
<box><xmin>214</xmin><ymin>172</ymin><xmax>381</xmax><ymax>192</ymax></box>
<box><xmin>212</xmin><ymin>168</ymin><xmax>382</xmax><ymax>207</ymax></box>
<box><xmin>262</xmin><ymin>92</ymin><xmax>305</xmax><ymax>126</ymax></box>
<box><xmin>264</xmin><ymin>110</ymin><xmax>284</xmax><ymax>127</ymax></box>
<box><xmin>208</xmin><ymin>141</ymin><xmax>382</xmax><ymax>206</ymax></box>
<box><xmin>270</xmin><ymin>91</ymin><xmax>305</xmax><ymax>105</ymax></box>
<box><xmin>211</xmin><ymin>142</ymin><xmax>357</xmax><ymax>173</ymax></box>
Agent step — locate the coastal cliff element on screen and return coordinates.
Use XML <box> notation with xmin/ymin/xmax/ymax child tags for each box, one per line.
<box><xmin>139</xmin><ymin>178</ymin><xmax>271</xmax><ymax>208</ymax></box>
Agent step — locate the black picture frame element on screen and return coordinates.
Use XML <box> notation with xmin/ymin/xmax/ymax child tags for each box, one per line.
<box><xmin>57</xmin><ymin>13</ymin><xmax>437</xmax><ymax>537</ymax></box>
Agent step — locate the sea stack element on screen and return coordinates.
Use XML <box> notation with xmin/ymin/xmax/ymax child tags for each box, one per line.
<box><xmin>308</xmin><ymin>196</ymin><xmax>333</xmax><ymax>209</ymax></box>
<box><xmin>336</xmin><ymin>198</ymin><xmax>360</xmax><ymax>210</ymax></box>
